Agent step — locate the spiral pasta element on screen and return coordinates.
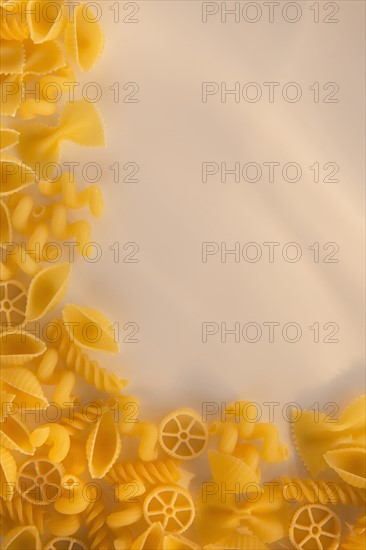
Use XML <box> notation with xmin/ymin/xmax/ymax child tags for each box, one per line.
<box><xmin>49</xmin><ymin>319</ymin><xmax>127</xmax><ymax>394</ymax></box>
<box><xmin>0</xmin><ymin>494</ymin><xmax>45</xmax><ymax>534</ymax></box>
<box><xmin>106</xmin><ymin>459</ymin><xmax>181</xmax><ymax>486</ymax></box>
<box><xmin>84</xmin><ymin>489</ymin><xmax>115</xmax><ymax>550</ymax></box>
<box><xmin>281</xmin><ymin>477</ymin><xmax>366</xmax><ymax>507</ymax></box>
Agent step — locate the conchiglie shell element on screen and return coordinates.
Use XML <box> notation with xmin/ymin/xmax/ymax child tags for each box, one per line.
<box><xmin>0</xmin><ymin>446</ymin><xmax>17</xmax><ymax>500</ymax></box>
<box><xmin>0</xmin><ymin>390</ymin><xmax>15</xmax><ymax>422</ymax></box>
<box><xmin>0</xmin><ymin>412</ymin><xmax>35</xmax><ymax>455</ymax></box>
<box><xmin>0</xmin><ymin>200</ymin><xmax>12</xmax><ymax>245</ymax></box>
<box><xmin>63</xmin><ymin>304</ymin><xmax>119</xmax><ymax>354</ymax></box>
<box><xmin>2</xmin><ymin>525</ymin><xmax>41</xmax><ymax>550</ymax></box>
<box><xmin>163</xmin><ymin>535</ymin><xmax>201</xmax><ymax>549</ymax></box>
<box><xmin>0</xmin><ymin>127</ymin><xmax>19</xmax><ymax>151</ymax></box>
<box><xmin>0</xmin><ymin>330</ymin><xmax>46</xmax><ymax>365</ymax></box>
<box><xmin>208</xmin><ymin>451</ymin><xmax>259</xmax><ymax>488</ymax></box>
<box><xmin>132</xmin><ymin>523</ymin><xmax>164</xmax><ymax>550</ymax></box>
<box><xmin>204</xmin><ymin>534</ymin><xmax>268</xmax><ymax>550</ymax></box>
<box><xmin>25</xmin><ymin>263</ymin><xmax>72</xmax><ymax>321</ymax></box>
<box><xmin>27</xmin><ymin>0</ymin><xmax>66</xmax><ymax>43</ymax></box>
<box><xmin>1</xmin><ymin>367</ymin><xmax>48</xmax><ymax>410</ymax></box>
<box><xmin>324</xmin><ymin>448</ymin><xmax>366</xmax><ymax>488</ymax></box>
<box><xmin>64</xmin><ymin>3</ymin><xmax>104</xmax><ymax>71</ymax></box>
<box><xmin>0</xmin><ymin>156</ymin><xmax>36</xmax><ymax>196</ymax></box>
<box><xmin>86</xmin><ymin>410</ymin><xmax>121</xmax><ymax>478</ymax></box>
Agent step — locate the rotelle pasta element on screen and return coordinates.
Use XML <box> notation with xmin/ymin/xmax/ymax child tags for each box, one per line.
<box><xmin>0</xmin><ymin>2</ymin><xmax>364</xmax><ymax>549</ymax></box>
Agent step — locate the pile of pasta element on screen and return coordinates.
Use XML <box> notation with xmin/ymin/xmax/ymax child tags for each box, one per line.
<box><xmin>0</xmin><ymin>1</ymin><xmax>365</xmax><ymax>549</ymax></box>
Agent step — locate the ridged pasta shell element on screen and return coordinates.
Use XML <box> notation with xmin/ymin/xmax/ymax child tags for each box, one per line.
<box><xmin>0</xmin><ymin>390</ymin><xmax>15</xmax><ymax>422</ymax></box>
<box><xmin>132</xmin><ymin>523</ymin><xmax>164</xmax><ymax>550</ymax></box>
<box><xmin>2</xmin><ymin>525</ymin><xmax>41</xmax><ymax>550</ymax></box>
<box><xmin>27</xmin><ymin>0</ymin><xmax>66</xmax><ymax>44</ymax></box>
<box><xmin>63</xmin><ymin>304</ymin><xmax>119</xmax><ymax>354</ymax></box>
<box><xmin>0</xmin><ymin>156</ymin><xmax>36</xmax><ymax>196</ymax></box>
<box><xmin>0</xmin><ymin>411</ymin><xmax>35</xmax><ymax>455</ymax></box>
<box><xmin>324</xmin><ymin>448</ymin><xmax>366</xmax><ymax>488</ymax></box>
<box><xmin>0</xmin><ymin>446</ymin><xmax>17</xmax><ymax>500</ymax></box>
<box><xmin>1</xmin><ymin>366</ymin><xmax>48</xmax><ymax>410</ymax></box>
<box><xmin>0</xmin><ymin>127</ymin><xmax>19</xmax><ymax>151</ymax></box>
<box><xmin>163</xmin><ymin>535</ymin><xmax>202</xmax><ymax>550</ymax></box>
<box><xmin>0</xmin><ymin>200</ymin><xmax>12</xmax><ymax>245</ymax></box>
<box><xmin>0</xmin><ymin>329</ymin><xmax>46</xmax><ymax>365</ymax></box>
<box><xmin>25</xmin><ymin>263</ymin><xmax>72</xmax><ymax>322</ymax></box>
<box><xmin>204</xmin><ymin>534</ymin><xmax>268</xmax><ymax>550</ymax></box>
<box><xmin>64</xmin><ymin>3</ymin><xmax>104</xmax><ymax>72</ymax></box>
<box><xmin>208</xmin><ymin>451</ymin><xmax>259</xmax><ymax>488</ymax></box>
<box><xmin>86</xmin><ymin>409</ymin><xmax>121</xmax><ymax>478</ymax></box>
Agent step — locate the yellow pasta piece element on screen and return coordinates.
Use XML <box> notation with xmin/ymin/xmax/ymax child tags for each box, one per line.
<box><xmin>86</xmin><ymin>409</ymin><xmax>121</xmax><ymax>478</ymax></box>
<box><xmin>30</xmin><ymin>424</ymin><xmax>70</xmax><ymax>463</ymax></box>
<box><xmin>0</xmin><ymin>127</ymin><xmax>19</xmax><ymax>151</ymax></box>
<box><xmin>84</xmin><ymin>487</ymin><xmax>116</xmax><ymax>550</ymax></box>
<box><xmin>27</xmin><ymin>0</ymin><xmax>66</xmax><ymax>43</ymax></box>
<box><xmin>47</xmin><ymin>319</ymin><xmax>127</xmax><ymax>394</ymax></box>
<box><xmin>131</xmin><ymin>523</ymin><xmax>164</xmax><ymax>550</ymax></box>
<box><xmin>25</xmin><ymin>263</ymin><xmax>71</xmax><ymax>322</ymax></box>
<box><xmin>324</xmin><ymin>448</ymin><xmax>366</xmax><ymax>489</ymax></box>
<box><xmin>107</xmin><ymin>459</ymin><xmax>181</xmax><ymax>486</ymax></box>
<box><xmin>18</xmin><ymin>100</ymin><xmax>105</xmax><ymax>168</ymax></box>
<box><xmin>292</xmin><ymin>396</ymin><xmax>366</xmax><ymax>475</ymax></box>
<box><xmin>38</xmin><ymin>172</ymin><xmax>104</xmax><ymax>218</ymax></box>
<box><xmin>203</xmin><ymin>534</ymin><xmax>268</xmax><ymax>550</ymax></box>
<box><xmin>0</xmin><ymin>1</ymin><xmax>29</xmax><ymax>41</ymax></box>
<box><xmin>0</xmin><ymin>280</ymin><xmax>27</xmax><ymax>327</ymax></box>
<box><xmin>0</xmin><ymin>73</ymin><xmax>22</xmax><ymax>115</ymax></box>
<box><xmin>0</xmin><ymin>493</ymin><xmax>45</xmax><ymax>534</ymax></box>
<box><xmin>0</xmin><ymin>446</ymin><xmax>17</xmax><ymax>500</ymax></box>
<box><xmin>0</xmin><ymin>411</ymin><xmax>35</xmax><ymax>455</ymax></box>
<box><xmin>289</xmin><ymin>504</ymin><xmax>341</xmax><ymax>550</ymax></box>
<box><xmin>64</xmin><ymin>3</ymin><xmax>104</xmax><ymax>72</ymax></box>
<box><xmin>24</xmin><ymin>40</ymin><xmax>65</xmax><ymax>75</ymax></box>
<box><xmin>0</xmin><ymin>389</ymin><xmax>15</xmax><ymax>422</ymax></box>
<box><xmin>47</xmin><ymin>512</ymin><xmax>81</xmax><ymax>537</ymax></box>
<box><xmin>159</xmin><ymin>408</ymin><xmax>209</xmax><ymax>460</ymax></box>
<box><xmin>17</xmin><ymin>458</ymin><xmax>64</xmax><ymax>505</ymax></box>
<box><xmin>62</xmin><ymin>304</ymin><xmax>119</xmax><ymax>354</ymax></box>
<box><xmin>121</xmin><ymin>421</ymin><xmax>159</xmax><ymax>462</ymax></box>
<box><xmin>61</xmin><ymin>439</ymin><xmax>87</xmax><ymax>476</ymax></box>
<box><xmin>0</xmin><ymin>200</ymin><xmax>12</xmax><ymax>245</ymax></box>
<box><xmin>0</xmin><ymin>127</ymin><xmax>19</xmax><ymax>150</ymax></box>
<box><xmin>2</xmin><ymin>524</ymin><xmax>41</xmax><ymax>549</ymax></box>
<box><xmin>280</xmin><ymin>477</ymin><xmax>366</xmax><ymax>506</ymax></box>
<box><xmin>0</xmin><ymin>40</ymin><xmax>24</xmax><ymax>74</ymax></box>
<box><xmin>0</xmin><ymin>156</ymin><xmax>36</xmax><ymax>196</ymax></box>
<box><xmin>107</xmin><ymin>503</ymin><xmax>143</xmax><ymax>528</ymax></box>
<box><xmin>44</xmin><ymin>537</ymin><xmax>87</xmax><ymax>550</ymax></box>
<box><xmin>1</xmin><ymin>366</ymin><xmax>48</xmax><ymax>409</ymax></box>
<box><xmin>143</xmin><ymin>484</ymin><xmax>195</xmax><ymax>534</ymax></box>
<box><xmin>163</xmin><ymin>535</ymin><xmax>202</xmax><ymax>549</ymax></box>
<box><xmin>208</xmin><ymin>450</ymin><xmax>259</xmax><ymax>489</ymax></box>
<box><xmin>341</xmin><ymin>515</ymin><xmax>366</xmax><ymax>550</ymax></box>
<box><xmin>55</xmin><ymin>474</ymin><xmax>89</xmax><ymax>514</ymax></box>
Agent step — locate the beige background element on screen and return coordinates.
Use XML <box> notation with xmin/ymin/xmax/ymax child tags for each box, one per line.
<box><xmin>63</xmin><ymin>1</ymin><xmax>365</xmax><ymax>430</ymax></box>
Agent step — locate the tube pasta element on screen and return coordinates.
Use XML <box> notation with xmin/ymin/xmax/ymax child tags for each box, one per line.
<box><xmin>30</xmin><ymin>424</ymin><xmax>70</xmax><ymax>463</ymax></box>
<box><xmin>38</xmin><ymin>172</ymin><xmax>104</xmax><ymax>218</ymax></box>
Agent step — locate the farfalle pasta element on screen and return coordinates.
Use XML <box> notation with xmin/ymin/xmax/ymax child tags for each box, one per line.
<box><xmin>0</xmin><ymin>3</ymin><xmax>364</xmax><ymax>549</ymax></box>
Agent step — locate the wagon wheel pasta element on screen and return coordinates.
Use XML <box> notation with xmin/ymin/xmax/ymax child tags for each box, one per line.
<box><xmin>159</xmin><ymin>408</ymin><xmax>209</xmax><ymax>460</ymax></box>
<box><xmin>289</xmin><ymin>504</ymin><xmax>341</xmax><ymax>550</ymax></box>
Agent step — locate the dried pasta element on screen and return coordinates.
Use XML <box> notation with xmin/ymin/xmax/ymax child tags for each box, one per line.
<box><xmin>0</xmin><ymin>3</ymin><xmax>363</xmax><ymax>548</ymax></box>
